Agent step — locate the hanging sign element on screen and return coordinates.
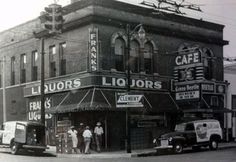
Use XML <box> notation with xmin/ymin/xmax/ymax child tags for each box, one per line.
<box><xmin>116</xmin><ymin>93</ymin><xmax>144</xmax><ymax>108</ymax></box>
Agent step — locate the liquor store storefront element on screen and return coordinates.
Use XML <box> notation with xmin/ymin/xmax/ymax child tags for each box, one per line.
<box><xmin>24</xmin><ymin>73</ymin><xmax>179</xmax><ymax>150</ymax></box>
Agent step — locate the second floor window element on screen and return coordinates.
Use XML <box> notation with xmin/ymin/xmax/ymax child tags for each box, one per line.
<box><xmin>11</xmin><ymin>56</ymin><xmax>16</xmax><ymax>85</ymax></box>
<box><xmin>130</xmin><ymin>40</ymin><xmax>139</xmax><ymax>73</ymax></box>
<box><xmin>59</xmin><ymin>42</ymin><xmax>66</xmax><ymax>75</ymax></box>
<box><xmin>144</xmin><ymin>42</ymin><xmax>153</xmax><ymax>74</ymax></box>
<box><xmin>203</xmin><ymin>48</ymin><xmax>214</xmax><ymax>80</ymax></box>
<box><xmin>49</xmin><ymin>45</ymin><xmax>56</xmax><ymax>77</ymax></box>
<box><xmin>20</xmin><ymin>54</ymin><xmax>26</xmax><ymax>83</ymax></box>
<box><xmin>114</xmin><ymin>38</ymin><xmax>125</xmax><ymax>71</ymax></box>
<box><xmin>32</xmin><ymin>50</ymin><xmax>38</xmax><ymax>81</ymax></box>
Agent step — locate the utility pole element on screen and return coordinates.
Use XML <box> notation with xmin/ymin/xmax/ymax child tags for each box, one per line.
<box><xmin>40</xmin><ymin>38</ymin><xmax>45</xmax><ymax>125</ymax></box>
<box><xmin>126</xmin><ymin>24</ymin><xmax>131</xmax><ymax>153</ymax></box>
<box><xmin>1</xmin><ymin>56</ymin><xmax>6</xmax><ymax>122</ymax></box>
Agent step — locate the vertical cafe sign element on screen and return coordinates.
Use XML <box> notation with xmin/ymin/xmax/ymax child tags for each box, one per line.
<box><xmin>89</xmin><ymin>28</ymin><xmax>99</xmax><ymax>71</ymax></box>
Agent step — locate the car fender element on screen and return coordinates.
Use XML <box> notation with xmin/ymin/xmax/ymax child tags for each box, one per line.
<box><xmin>171</xmin><ymin>136</ymin><xmax>186</xmax><ymax>145</ymax></box>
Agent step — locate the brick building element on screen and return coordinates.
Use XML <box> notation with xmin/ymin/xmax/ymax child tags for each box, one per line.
<box><xmin>0</xmin><ymin>0</ymin><xmax>229</xmax><ymax>149</ymax></box>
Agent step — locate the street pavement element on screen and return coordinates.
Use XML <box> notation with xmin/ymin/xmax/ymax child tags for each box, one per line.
<box><xmin>44</xmin><ymin>142</ymin><xmax>236</xmax><ymax>158</ymax></box>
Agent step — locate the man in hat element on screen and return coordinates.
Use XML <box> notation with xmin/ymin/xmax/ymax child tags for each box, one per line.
<box><xmin>94</xmin><ymin>122</ymin><xmax>104</xmax><ymax>152</ymax></box>
<box><xmin>82</xmin><ymin>126</ymin><xmax>92</xmax><ymax>154</ymax></box>
<box><xmin>68</xmin><ymin>126</ymin><xmax>78</xmax><ymax>153</ymax></box>
<box><xmin>77</xmin><ymin>123</ymin><xmax>85</xmax><ymax>153</ymax></box>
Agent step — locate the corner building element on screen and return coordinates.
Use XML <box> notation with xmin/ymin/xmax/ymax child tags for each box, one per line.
<box><xmin>0</xmin><ymin>0</ymin><xmax>228</xmax><ymax>150</ymax></box>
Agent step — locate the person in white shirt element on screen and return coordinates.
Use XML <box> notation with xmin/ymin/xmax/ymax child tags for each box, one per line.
<box><xmin>67</xmin><ymin>126</ymin><xmax>78</xmax><ymax>154</ymax></box>
<box><xmin>82</xmin><ymin>126</ymin><xmax>92</xmax><ymax>154</ymax></box>
<box><xmin>94</xmin><ymin>122</ymin><xmax>104</xmax><ymax>152</ymax></box>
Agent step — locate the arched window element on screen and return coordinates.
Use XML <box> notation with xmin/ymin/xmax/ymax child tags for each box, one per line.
<box><xmin>114</xmin><ymin>37</ymin><xmax>125</xmax><ymax>71</ymax></box>
<box><xmin>130</xmin><ymin>40</ymin><xmax>139</xmax><ymax>73</ymax></box>
<box><xmin>203</xmin><ymin>48</ymin><xmax>214</xmax><ymax>80</ymax></box>
<box><xmin>144</xmin><ymin>42</ymin><xmax>153</xmax><ymax>74</ymax></box>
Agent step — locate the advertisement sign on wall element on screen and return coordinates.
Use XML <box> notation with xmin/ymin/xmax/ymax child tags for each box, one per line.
<box><xmin>116</xmin><ymin>93</ymin><xmax>144</xmax><ymax>108</ymax></box>
<box><xmin>28</xmin><ymin>97</ymin><xmax>52</xmax><ymax>121</ymax></box>
<box><xmin>175</xmin><ymin>83</ymin><xmax>200</xmax><ymax>101</ymax></box>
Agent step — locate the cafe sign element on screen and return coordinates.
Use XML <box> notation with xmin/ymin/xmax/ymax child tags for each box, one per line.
<box><xmin>175</xmin><ymin>51</ymin><xmax>201</xmax><ymax>66</ymax></box>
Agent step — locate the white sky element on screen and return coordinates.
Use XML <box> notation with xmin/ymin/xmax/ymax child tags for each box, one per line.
<box><xmin>0</xmin><ymin>0</ymin><xmax>235</xmax><ymax>59</ymax></box>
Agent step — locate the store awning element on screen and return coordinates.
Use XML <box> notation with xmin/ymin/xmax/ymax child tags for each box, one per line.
<box><xmin>46</xmin><ymin>88</ymin><xmax>179</xmax><ymax>114</ymax></box>
<box><xmin>144</xmin><ymin>92</ymin><xmax>180</xmax><ymax>113</ymax></box>
<box><xmin>47</xmin><ymin>88</ymin><xmax>114</xmax><ymax>114</ymax></box>
<box><xmin>183</xmin><ymin>107</ymin><xmax>232</xmax><ymax>113</ymax></box>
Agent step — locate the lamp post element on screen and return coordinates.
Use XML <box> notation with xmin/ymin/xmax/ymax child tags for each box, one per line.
<box><xmin>126</xmin><ymin>24</ymin><xmax>145</xmax><ymax>153</ymax></box>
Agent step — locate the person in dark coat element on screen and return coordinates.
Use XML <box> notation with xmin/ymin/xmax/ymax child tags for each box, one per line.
<box><xmin>77</xmin><ymin>123</ymin><xmax>85</xmax><ymax>153</ymax></box>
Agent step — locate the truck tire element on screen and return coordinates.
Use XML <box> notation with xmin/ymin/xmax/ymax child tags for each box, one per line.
<box><xmin>173</xmin><ymin>142</ymin><xmax>183</xmax><ymax>154</ymax></box>
<box><xmin>209</xmin><ymin>139</ymin><xmax>218</xmax><ymax>150</ymax></box>
<box><xmin>10</xmin><ymin>141</ymin><xmax>19</xmax><ymax>155</ymax></box>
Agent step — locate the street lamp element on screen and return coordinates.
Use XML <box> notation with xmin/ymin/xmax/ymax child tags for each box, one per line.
<box><xmin>126</xmin><ymin>24</ymin><xmax>146</xmax><ymax>153</ymax></box>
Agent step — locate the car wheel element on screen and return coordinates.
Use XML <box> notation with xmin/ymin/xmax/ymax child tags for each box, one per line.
<box><xmin>173</xmin><ymin>142</ymin><xmax>183</xmax><ymax>154</ymax></box>
<box><xmin>209</xmin><ymin>139</ymin><xmax>218</xmax><ymax>150</ymax></box>
<box><xmin>10</xmin><ymin>141</ymin><xmax>19</xmax><ymax>155</ymax></box>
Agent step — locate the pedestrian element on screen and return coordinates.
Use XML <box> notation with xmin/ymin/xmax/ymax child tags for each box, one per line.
<box><xmin>77</xmin><ymin>122</ymin><xmax>85</xmax><ymax>153</ymax></box>
<box><xmin>68</xmin><ymin>126</ymin><xmax>78</xmax><ymax>154</ymax></box>
<box><xmin>94</xmin><ymin>122</ymin><xmax>104</xmax><ymax>152</ymax></box>
<box><xmin>83</xmin><ymin>126</ymin><xmax>93</xmax><ymax>154</ymax></box>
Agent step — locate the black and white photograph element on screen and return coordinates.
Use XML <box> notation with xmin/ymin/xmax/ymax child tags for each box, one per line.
<box><xmin>0</xmin><ymin>0</ymin><xmax>236</xmax><ymax>162</ymax></box>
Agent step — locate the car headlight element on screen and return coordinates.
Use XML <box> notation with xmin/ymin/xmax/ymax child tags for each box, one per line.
<box><xmin>168</xmin><ymin>137</ymin><xmax>173</xmax><ymax>142</ymax></box>
<box><xmin>153</xmin><ymin>138</ymin><xmax>157</xmax><ymax>144</ymax></box>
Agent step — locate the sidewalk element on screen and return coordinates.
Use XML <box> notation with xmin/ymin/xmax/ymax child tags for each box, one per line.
<box><xmin>45</xmin><ymin>142</ymin><xmax>236</xmax><ymax>158</ymax></box>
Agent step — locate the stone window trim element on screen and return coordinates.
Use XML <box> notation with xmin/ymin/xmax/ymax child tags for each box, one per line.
<box><xmin>111</xmin><ymin>32</ymin><xmax>158</xmax><ymax>73</ymax></box>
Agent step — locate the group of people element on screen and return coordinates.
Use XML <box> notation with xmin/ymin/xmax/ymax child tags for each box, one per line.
<box><xmin>67</xmin><ymin>122</ymin><xmax>104</xmax><ymax>154</ymax></box>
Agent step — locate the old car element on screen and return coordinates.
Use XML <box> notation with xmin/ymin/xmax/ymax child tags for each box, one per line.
<box><xmin>0</xmin><ymin>121</ymin><xmax>48</xmax><ymax>155</ymax></box>
<box><xmin>153</xmin><ymin>119</ymin><xmax>222</xmax><ymax>154</ymax></box>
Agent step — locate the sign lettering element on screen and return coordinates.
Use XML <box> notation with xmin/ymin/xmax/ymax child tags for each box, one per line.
<box><xmin>89</xmin><ymin>28</ymin><xmax>98</xmax><ymax>72</ymax></box>
<box><xmin>175</xmin><ymin>52</ymin><xmax>200</xmax><ymax>66</ymax></box>
<box><xmin>28</xmin><ymin>98</ymin><xmax>52</xmax><ymax>121</ymax></box>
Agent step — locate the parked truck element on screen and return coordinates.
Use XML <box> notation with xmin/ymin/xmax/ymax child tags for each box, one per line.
<box><xmin>0</xmin><ymin>121</ymin><xmax>48</xmax><ymax>155</ymax></box>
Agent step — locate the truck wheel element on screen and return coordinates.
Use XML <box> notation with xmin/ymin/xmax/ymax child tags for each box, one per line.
<box><xmin>10</xmin><ymin>141</ymin><xmax>19</xmax><ymax>155</ymax></box>
<box><xmin>173</xmin><ymin>142</ymin><xmax>183</xmax><ymax>154</ymax></box>
<box><xmin>209</xmin><ymin>139</ymin><xmax>218</xmax><ymax>150</ymax></box>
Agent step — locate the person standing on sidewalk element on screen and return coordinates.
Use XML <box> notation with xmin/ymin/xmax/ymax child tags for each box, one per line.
<box><xmin>83</xmin><ymin>126</ymin><xmax>93</xmax><ymax>154</ymax></box>
<box><xmin>94</xmin><ymin>122</ymin><xmax>104</xmax><ymax>152</ymax></box>
<box><xmin>67</xmin><ymin>126</ymin><xmax>78</xmax><ymax>154</ymax></box>
<box><xmin>77</xmin><ymin>122</ymin><xmax>85</xmax><ymax>153</ymax></box>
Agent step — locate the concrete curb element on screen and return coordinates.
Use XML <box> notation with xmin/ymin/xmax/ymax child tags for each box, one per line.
<box><xmin>44</xmin><ymin>142</ymin><xmax>236</xmax><ymax>158</ymax></box>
